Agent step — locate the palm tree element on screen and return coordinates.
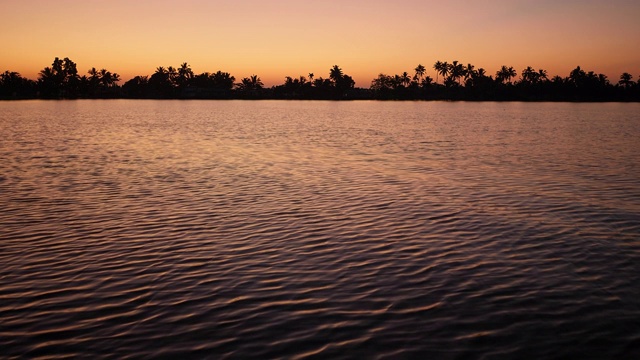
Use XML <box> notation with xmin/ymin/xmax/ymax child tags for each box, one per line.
<box><xmin>465</xmin><ymin>63</ymin><xmax>476</xmax><ymax>81</ymax></box>
<box><xmin>111</xmin><ymin>73</ymin><xmax>120</xmax><ymax>86</ymax></box>
<box><xmin>236</xmin><ymin>75</ymin><xmax>263</xmax><ymax>92</ymax></box>
<box><xmin>38</xmin><ymin>67</ymin><xmax>56</xmax><ymax>84</ymax></box>
<box><xmin>433</xmin><ymin>61</ymin><xmax>441</xmax><ymax>84</ymax></box>
<box><xmin>619</xmin><ymin>72</ymin><xmax>633</xmax><ymax>88</ymax></box>
<box><xmin>448</xmin><ymin>61</ymin><xmax>465</xmax><ymax>85</ymax></box>
<box><xmin>87</xmin><ymin>67</ymin><xmax>100</xmax><ymax>93</ymax></box>
<box><xmin>569</xmin><ymin>66</ymin><xmax>586</xmax><ymax>85</ymax></box>
<box><xmin>598</xmin><ymin>74</ymin><xmax>609</xmax><ymax>86</ymax></box>
<box><xmin>538</xmin><ymin>69</ymin><xmax>548</xmax><ymax>82</ymax></box>
<box><xmin>420</xmin><ymin>76</ymin><xmax>433</xmax><ymax>88</ymax></box>
<box><xmin>506</xmin><ymin>66</ymin><xmax>516</xmax><ymax>84</ymax></box>
<box><xmin>167</xmin><ymin>66</ymin><xmax>178</xmax><ymax>85</ymax></box>
<box><xmin>434</xmin><ymin>61</ymin><xmax>449</xmax><ymax>84</ymax></box>
<box><xmin>99</xmin><ymin>69</ymin><xmax>110</xmax><ymax>88</ymax></box>
<box><xmin>401</xmin><ymin>71</ymin><xmax>411</xmax><ymax>87</ymax></box>
<box><xmin>37</xmin><ymin>66</ymin><xmax>59</xmax><ymax>97</ymax></box>
<box><xmin>329</xmin><ymin>65</ymin><xmax>343</xmax><ymax>83</ymax></box>
<box><xmin>211</xmin><ymin>71</ymin><xmax>235</xmax><ymax>90</ymax></box>
<box><xmin>496</xmin><ymin>65</ymin><xmax>517</xmax><ymax>84</ymax></box>
<box><xmin>97</xmin><ymin>69</ymin><xmax>119</xmax><ymax>89</ymax></box>
<box><xmin>178</xmin><ymin>62</ymin><xmax>194</xmax><ymax>88</ymax></box>
<box><xmin>393</xmin><ymin>74</ymin><xmax>403</xmax><ymax>89</ymax></box>
<box><xmin>308</xmin><ymin>73</ymin><xmax>314</xmax><ymax>83</ymax></box>
<box><xmin>88</xmin><ymin>67</ymin><xmax>99</xmax><ymax>81</ymax></box>
<box><xmin>521</xmin><ymin>66</ymin><xmax>538</xmax><ymax>84</ymax></box>
<box><xmin>250</xmin><ymin>75</ymin><xmax>263</xmax><ymax>89</ymax></box>
<box><xmin>414</xmin><ymin>64</ymin><xmax>426</xmax><ymax>82</ymax></box>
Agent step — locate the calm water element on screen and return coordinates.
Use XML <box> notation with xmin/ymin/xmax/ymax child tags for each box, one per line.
<box><xmin>1</xmin><ymin>100</ymin><xmax>639</xmax><ymax>359</ymax></box>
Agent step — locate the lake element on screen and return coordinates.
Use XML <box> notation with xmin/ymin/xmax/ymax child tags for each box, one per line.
<box><xmin>1</xmin><ymin>100</ymin><xmax>639</xmax><ymax>359</ymax></box>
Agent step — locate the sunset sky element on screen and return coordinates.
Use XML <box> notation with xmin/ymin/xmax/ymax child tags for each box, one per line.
<box><xmin>1</xmin><ymin>0</ymin><xmax>639</xmax><ymax>87</ymax></box>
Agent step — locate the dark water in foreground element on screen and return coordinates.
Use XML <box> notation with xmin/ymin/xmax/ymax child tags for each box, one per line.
<box><xmin>1</xmin><ymin>100</ymin><xmax>639</xmax><ymax>359</ymax></box>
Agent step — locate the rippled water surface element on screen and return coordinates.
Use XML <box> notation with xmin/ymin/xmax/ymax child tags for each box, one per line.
<box><xmin>1</xmin><ymin>100</ymin><xmax>639</xmax><ymax>359</ymax></box>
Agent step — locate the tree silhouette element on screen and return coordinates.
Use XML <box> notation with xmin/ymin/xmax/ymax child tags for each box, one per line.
<box><xmin>235</xmin><ymin>74</ymin><xmax>264</xmax><ymax>97</ymax></box>
<box><xmin>414</xmin><ymin>64</ymin><xmax>426</xmax><ymax>82</ymax></box>
<box><xmin>177</xmin><ymin>62</ymin><xmax>194</xmax><ymax>88</ymax></box>
<box><xmin>122</xmin><ymin>76</ymin><xmax>149</xmax><ymax>98</ymax></box>
<box><xmin>4</xmin><ymin>56</ymin><xmax>640</xmax><ymax>101</ymax></box>
<box><xmin>448</xmin><ymin>61</ymin><xmax>465</xmax><ymax>85</ymax></box>
<box><xmin>99</xmin><ymin>69</ymin><xmax>119</xmax><ymax>88</ymax></box>
<box><xmin>167</xmin><ymin>66</ymin><xmax>178</xmax><ymax>85</ymax></box>
<box><xmin>464</xmin><ymin>63</ymin><xmax>476</xmax><ymax>85</ymax></box>
<box><xmin>521</xmin><ymin>66</ymin><xmax>538</xmax><ymax>84</ymax></box>
<box><xmin>328</xmin><ymin>65</ymin><xmax>354</xmax><ymax>96</ymax></box>
<box><xmin>329</xmin><ymin>65</ymin><xmax>344</xmax><ymax>83</ymax></box>
<box><xmin>149</xmin><ymin>66</ymin><xmax>173</xmax><ymax>97</ymax></box>
<box><xmin>619</xmin><ymin>73</ymin><xmax>633</xmax><ymax>88</ymax></box>
<box><xmin>496</xmin><ymin>65</ymin><xmax>517</xmax><ymax>84</ymax></box>
<box><xmin>538</xmin><ymin>69</ymin><xmax>548</xmax><ymax>82</ymax></box>
<box><xmin>433</xmin><ymin>61</ymin><xmax>449</xmax><ymax>84</ymax></box>
<box><xmin>236</xmin><ymin>75</ymin><xmax>263</xmax><ymax>91</ymax></box>
<box><xmin>400</xmin><ymin>72</ymin><xmax>411</xmax><ymax>87</ymax></box>
<box><xmin>569</xmin><ymin>66</ymin><xmax>586</xmax><ymax>86</ymax></box>
<box><xmin>36</xmin><ymin>57</ymin><xmax>80</xmax><ymax>98</ymax></box>
<box><xmin>0</xmin><ymin>71</ymin><xmax>36</xmax><ymax>98</ymax></box>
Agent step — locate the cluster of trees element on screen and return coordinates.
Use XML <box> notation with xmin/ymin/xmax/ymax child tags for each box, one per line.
<box><xmin>122</xmin><ymin>63</ymin><xmax>237</xmax><ymax>99</ymax></box>
<box><xmin>270</xmin><ymin>65</ymin><xmax>361</xmax><ymax>99</ymax></box>
<box><xmin>1</xmin><ymin>57</ymin><xmax>639</xmax><ymax>101</ymax></box>
<box><xmin>370</xmin><ymin>61</ymin><xmax>639</xmax><ymax>101</ymax></box>
<box><xmin>1</xmin><ymin>58</ymin><xmax>121</xmax><ymax>99</ymax></box>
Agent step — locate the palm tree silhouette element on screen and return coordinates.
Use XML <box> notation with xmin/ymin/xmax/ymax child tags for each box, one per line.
<box><xmin>569</xmin><ymin>66</ymin><xmax>586</xmax><ymax>86</ymax></box>
<box><xmin>236</xmin><ymin>74</ymin><xmax>264</xmax><ymax>92</ymax></box>
<box><xmin>414</xmin><ymin>64</ymin><xmax>426</xmax><ymax>82</ymax></box>
<box><xmin>329</xmin><ymin>65</ymin><xmax>343</xmax><ymax>83</ymax></box>
<box><xmin>496</xmin><ymin>65</ymin><xmax>517</xmax><ymax>84</ymax></box>
<box><xmin>166</xmin><ymin>66</ymin><xmax>178</xmax><ymax>85</ymax></box>
<box><xmin>38</xmin><ymin>67</ymin><xmax>55</xmax><ymax>80</ymax></box>
<box><xmin>88</xmin><ymin>67</ymin><xmax>99</xmax><ymax>81</ymax></box>
<box><xmin>401</xmin><ymin>72</ymin><xmax>411</xmax><ymax>87</ymax></box>
<box><xmin>521</xmin><ymin>66</ymin><xmax>538</xmax><ymax>84</ymax></box>
<box><xmin>448</xmin><ymin>61</ymin><xmax>465</xmax><ymax>85</ymax></box>
<box><xmin>178</xmin><ymin>62</ymin><xmax>194</xmax><ymax>88</ymax></box>
<box><xmin>433</xmin><ymin>61</ymin><xmax>449</xmax><ymax>84</ymax></box>
<box><xmin>619</xmin><ymin>73</ymin><xmax>633</xmax><ymax>88</ymax></box>
<box><xmin>251</xmin><ymin>75</ymin><xmax>263</xmax><ymax>89</ymax></box>
<box><xmin>98</xmin><ymin>69</ymin><xmax>119</xmax><ymax>88</ymax></box>
<box><xmin>464</xmin><ymin>63</ymin><xmax>476</xmax><ymax>83</ymax></box>
<box><xmin>538</xmin><ymin>69</ymin><xmax>548</xmax><ymax>82</ymax></box>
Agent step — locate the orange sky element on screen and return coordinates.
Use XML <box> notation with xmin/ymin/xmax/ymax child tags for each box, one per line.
<box><xmin>1</xmin><ymin>0</ymin><xmax>639</xmax><ymax>87</ymax></box>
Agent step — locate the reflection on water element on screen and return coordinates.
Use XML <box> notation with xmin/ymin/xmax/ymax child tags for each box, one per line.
<box><xmin>1</xmin><ymin>100</ymin><xmax>639</xmax><ymax>358</ymax></box>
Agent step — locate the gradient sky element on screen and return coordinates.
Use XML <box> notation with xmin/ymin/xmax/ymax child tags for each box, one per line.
<box><xmin>1</xmin><ymin>0</ymin><xmax>639</xmax><ymax>87</ymax></box>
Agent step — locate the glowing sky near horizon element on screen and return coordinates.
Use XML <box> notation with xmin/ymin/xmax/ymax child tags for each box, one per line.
<box><xmin>1</xmin><ymin>0</ymin><xmax>639</xmax><ymax>87</ymax></box>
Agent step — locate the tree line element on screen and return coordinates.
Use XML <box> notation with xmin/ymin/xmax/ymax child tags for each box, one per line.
<box><xmin>371</xmin><ymin>61</ymin><xmax>639</xmax><ymax>101</ymax></box>
<box><xmin>1</xmin><ymin>57</ymin><xmax>639</xmax><ymax>101</ymax></box>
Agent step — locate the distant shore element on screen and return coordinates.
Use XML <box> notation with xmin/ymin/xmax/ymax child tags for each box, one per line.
<box><xmin>2</xmin><ymin>58</ymin><xmax>638</xmax><ymax>102</ymax></box>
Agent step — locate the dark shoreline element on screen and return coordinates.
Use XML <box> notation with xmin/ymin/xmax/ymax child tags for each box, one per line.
<box><xmin>2</xmin><ymin>58</ymin><xmax>639</xmax><ymax>102</ymax></box>
<box><xmin>2</xmin><ymin>97</ymin><xmax>639</xmax><ymax>103</ymax></box>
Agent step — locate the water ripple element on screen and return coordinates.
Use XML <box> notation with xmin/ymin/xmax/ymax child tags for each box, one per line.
<box><xmin>1</xmin><ymin>100</ymin><xmax>639</xmax><ymax>358</ymax></box>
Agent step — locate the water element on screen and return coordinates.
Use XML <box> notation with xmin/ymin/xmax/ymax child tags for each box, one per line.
<box><xmin>1</xmin><ymin>100</ymin><xmax>639</xmax><ymax>359</ymax></box>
